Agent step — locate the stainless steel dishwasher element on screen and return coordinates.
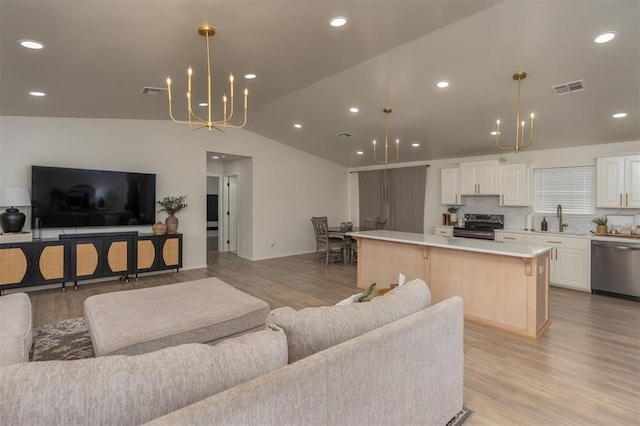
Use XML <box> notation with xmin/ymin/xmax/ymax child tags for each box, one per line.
<box><xmin>591</xmin><ymin>240</ymin><xmax>640</xmax><ymax>301</ymax></box>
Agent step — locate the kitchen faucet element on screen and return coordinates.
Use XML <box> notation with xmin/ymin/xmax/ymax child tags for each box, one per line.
<box><xmin>556</xmin><ymin>204</ymin><xmax>568</xmax><ymax>232</ymax></box>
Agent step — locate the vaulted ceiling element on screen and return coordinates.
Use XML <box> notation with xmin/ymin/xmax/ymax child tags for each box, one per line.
<box><xmin>1</xmin><ymin>0</ymin><xmax>638</xmax><ymax>167</ymax></box>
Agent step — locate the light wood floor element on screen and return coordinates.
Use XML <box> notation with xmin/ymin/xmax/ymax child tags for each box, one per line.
<box><xmin>26</xmin><ymin>251</ymin><xmax>640</xmax><ymax>425</ymax></box>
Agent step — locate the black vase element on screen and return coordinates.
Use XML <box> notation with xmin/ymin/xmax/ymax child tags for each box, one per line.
<box><xmin>0</xmin><ymin>207</ymin><xmax>26</xmax><ymax>233</ymax></box>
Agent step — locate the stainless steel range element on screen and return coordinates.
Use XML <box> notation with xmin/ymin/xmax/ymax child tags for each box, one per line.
<box><xmin>453</xmin><ymin>214</ymin><xmax>504</xmax><ymax>240</ymax></box>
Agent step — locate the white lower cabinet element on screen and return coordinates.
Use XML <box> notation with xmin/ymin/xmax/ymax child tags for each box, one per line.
<box><xmin>553</xmin><ymin>247</ymin><xmax>589</xmax><ymax>290</ymax></box>
<box><xmin>496</xmin><ymin>231</ymin><xmax>591</xmax><ymax>292</ymax></box>
<box><xmin>494</xmin><ymin>232</ymin><xmax>526</xmax><ymax>243</ymax></box>
<box><xmin>434</xmin><ymin>226</ymin><xmax>454</xmax><ymax>237</ymax></box>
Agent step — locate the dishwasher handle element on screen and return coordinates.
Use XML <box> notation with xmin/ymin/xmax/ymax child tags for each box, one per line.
<box><xmin>592</xmin><ymin>241</ymin><xmax>640</xmax><ymax>250</ymax></box>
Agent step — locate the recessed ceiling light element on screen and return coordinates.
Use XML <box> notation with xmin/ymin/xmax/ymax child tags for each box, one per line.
<box><xmin>212</xmin><ymin>156</ymin><xmax>219</xmax><ymax>159</ymax></box>
<box><xmin>350</xmin><ymin>107</ymin><xmax>359</xmax><ymax>113</ymax></box>
<box><xmin>329</xmin><ymin>16</ymin><xmax>347</xmax><ymax>27</ymax></box>
<box><xmin>612</xmin><ymin>112</ymin><xmax>627</xmax><ymax>118</ymax></box>
<box><xmin>437</xmin><ymin>81</ymin><xmax>449</xmax><ymax>88</ymax></box>
<box><xmin>294</xmin><ymin>123</ymin><xmax>302</xmax><ymax>129</ymax></box>
<box><xmin>490</xmin><ymin>131</ymin><xmax>501</xmax><ymax>136</ymax></box>
<box><xmin>19</xmin><ymin>39</ymin><xmax>44</xmax><ymax>50</ymax></box>
<box><xmin>199</xmin><ymin>102</ymin><xmax>208</xmax><ymax>107</ymax></box>
<box><xmin>356</xmin><ymin>151</ymin><xmax>364</xmax><ymax>155</ymax></box>
<box><xmin>29</xmin><ymin>91</ymin><xmax>46</xmax><ymax>97</ymax></box>
<box><xmin>244</xmin><ymin>73</ymin><xmax>256</xmax><ymax>80</ymax></box>
<box><xmin>594</xmin><ymin>32</ymin><xmax>616</xmax><ymax>44</ymax></box>
<box><xmin>412</xmin><ymin>143</ymin><xmax>420</xmax><ymax>147</ymax></box>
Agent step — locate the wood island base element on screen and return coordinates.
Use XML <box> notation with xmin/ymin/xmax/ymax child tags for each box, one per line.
<box><xmin>353</xmin><ymin>234</ymin><xmax>551</xmax><ymax>339</ymax></box>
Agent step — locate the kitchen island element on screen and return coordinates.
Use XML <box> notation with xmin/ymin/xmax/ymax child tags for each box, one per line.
<box><xmin>348</xmin><ymin>230</ymin><xmax>552</xmax><ymax>339</ymax></box>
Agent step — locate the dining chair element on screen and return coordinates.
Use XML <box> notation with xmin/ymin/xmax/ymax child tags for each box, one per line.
<box><xmin>311</xmin><ymin>216</ymin><xmax>347</xmax><ymax>266</ymax></box>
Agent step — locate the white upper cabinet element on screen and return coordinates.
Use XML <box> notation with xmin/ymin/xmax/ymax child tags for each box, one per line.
<box><xmin>440</xmin><ymin>168</ymin><xmax>463</xmax><ymax>205</ymax></box>
<box><xmin>597</xmin><ymin>155</ymin><xmax>640</xmax><ymax>208</ymax></box>
<box><xmin>459</xmin><ymin>160</ymin><xmax>500</xmax><ymax>195</ymax></box>
<box><xmin>499</xmin><ymin>163</ymin><xmax>530</xmax><ymax>206</ymax></box>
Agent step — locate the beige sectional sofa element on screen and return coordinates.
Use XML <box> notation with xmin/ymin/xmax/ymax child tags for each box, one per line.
<box><xmin>0</xmin><ymin>293</ymin><xmax>32</xmax><ymax>368</ymax></box>
<box><xmin>0</xmin><ymin>279</ymin><xmax>464</xmax><ymax>426</ymax></box>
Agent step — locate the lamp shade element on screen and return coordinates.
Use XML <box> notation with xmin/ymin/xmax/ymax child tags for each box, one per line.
<box><xmin>0</xmin><ymin>187</ymin><xmax>31</xmax><ymax>207</ymax></box>
<box><xmin>0</xmin><ymin>187</ymin><xmax>30</xmax><ymax>233</ymax></box>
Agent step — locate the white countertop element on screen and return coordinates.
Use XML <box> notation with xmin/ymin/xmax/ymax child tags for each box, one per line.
<box><xmin>496</xmin><ymin>229</ymin><xmax>640</xmax><ymax>244</ymax></box>
<box><xmin>347</xmin><ymin>230</ymin><xmax>552</xmax><ymax>258</ymax></box>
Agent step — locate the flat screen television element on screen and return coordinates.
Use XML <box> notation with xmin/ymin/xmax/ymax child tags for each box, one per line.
<box><xmin>31</xmin><ymin>165</ymin><xmax>156</xmax><ymax>228</ymax></box>
<box><xmin>207</xmin><ymin>194</ymin><xmax>218</xmax><ymax>222</ymax></box>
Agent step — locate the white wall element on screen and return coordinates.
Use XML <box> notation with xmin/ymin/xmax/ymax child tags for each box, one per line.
<box><xmin>0</xmin><ymin>116</ymin><xmax>349</xmax><ymax>268</ymax></box>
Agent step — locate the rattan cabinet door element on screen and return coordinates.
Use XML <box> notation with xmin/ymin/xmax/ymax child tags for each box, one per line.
<box><xmin>30</xmin><ymin>241</ymin><xmax>69</xmax><ymax>285</ymax></box>
<box><xmin>135</xmin><ymin>235</ymin><xmax>159</xmax><ymax>274</ymax></box>
<box><xmin>158</xmin><ymin>234</ymin><xmax>182</xmax><ymax>271</ymax></box>
<box><xmin>0</xmin><ymin>243</ymin><xmax>30</xmax><ymax>288</ymax></box>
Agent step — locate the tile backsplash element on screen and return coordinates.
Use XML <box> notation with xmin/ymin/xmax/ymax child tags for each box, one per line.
<box><xmin>451</xmin><ymin>195</ymin><xmax>640</xmax><ymax>234</ymax></box>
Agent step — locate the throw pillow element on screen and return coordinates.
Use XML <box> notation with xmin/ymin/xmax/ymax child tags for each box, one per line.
<box><xmin>335</xmin><ymin>293</ymin><xmax>363</xmax><ymax>306</ymax></box>
<box><xmin>356</xmin><ymin>282</ymin><xmax>379</xmax><ymax>302</ymax></box>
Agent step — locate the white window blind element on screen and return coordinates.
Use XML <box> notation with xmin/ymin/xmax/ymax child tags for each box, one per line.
<box><xmin>534</xmin><ymin>166</ymin><xmax>596</xmax><ymax>215</ymax></box>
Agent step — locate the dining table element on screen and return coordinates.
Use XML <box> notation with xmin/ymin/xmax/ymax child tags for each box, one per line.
<box><xmin>328</xmin><ymin>226</ymin><xmax>360</xmax><ymax>264</ymax></box>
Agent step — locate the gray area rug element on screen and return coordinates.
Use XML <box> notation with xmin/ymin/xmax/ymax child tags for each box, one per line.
<box><xmin>31</xmin><ymin>317</ymin><xmax>474</xmax><ymax>425</ymax></box>
<box><xmin>31</xmin><ymin>317</ymin><xmax>94</xmax><ymax>361</ymax></box>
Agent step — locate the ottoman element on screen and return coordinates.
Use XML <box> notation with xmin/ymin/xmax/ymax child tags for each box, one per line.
<box><xmin>84</xmin><ymin>277</ymin><xmax>271</xmax><ymax>357</ymax></box>
<box><xmin>0</xmin><ymin>293</ymin><xmax>33</xmax><ymax>367</ymax></box>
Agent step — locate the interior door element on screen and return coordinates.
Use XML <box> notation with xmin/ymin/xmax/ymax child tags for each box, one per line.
<box><xmin>223</xmin><ymin>175</ymin><xmax>239</xmax><ymax>253</ymax></box>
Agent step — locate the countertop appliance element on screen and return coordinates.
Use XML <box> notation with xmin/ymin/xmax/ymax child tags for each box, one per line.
<box><xmin>453</xmin><ymin>214</ymin><xmax>504</xmax><ymax>240</ymax></box>
<box><xmin>591</xmin><ymin>240</ymin><xmax>640</xmax><ymax>301</ymax></box>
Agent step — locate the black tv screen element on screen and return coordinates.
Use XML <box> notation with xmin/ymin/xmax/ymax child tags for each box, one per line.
<box><xmin>207</xmin><ymin>194</ymin><xmax>218</xmax><ymax>222</ymax></box>
<box><xmin>31</xmin><ymin>165</ymin><xmax>156</xmax><ymax>228</ymax></box>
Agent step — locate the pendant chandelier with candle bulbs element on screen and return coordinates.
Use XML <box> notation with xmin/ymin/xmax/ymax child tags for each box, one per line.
<box><xmin>166</xmin><ymin>26</ymin><xmax>248</xmax><ymax>132</ymax></box>
<box><xmin>495</xmin><ymin>71</ymin><xmax>534</xmax><ymax>153</ymax></box>
<box><xmin>373</xmin><ymin>107</ymin><xmax>399</xmax><ymax>165</ymax></box>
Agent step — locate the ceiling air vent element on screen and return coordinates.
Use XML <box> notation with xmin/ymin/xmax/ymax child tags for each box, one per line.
<box><xmin>141</xmin><ymin>86</ymin><xmax>168</xmax><ymax>95</ymax></box>
<box><xmin>551</xmin><ymin>79</ymin><xmax>585</xmax><ymax>96</ymax></box>
<box><xmin>337</xmin><ymin>131</ymin><xmax>354</xmax><ymax>139</ymax></box>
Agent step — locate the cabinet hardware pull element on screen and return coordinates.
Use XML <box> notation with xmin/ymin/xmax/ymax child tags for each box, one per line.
<box><xmin>501</xmin><ymin>194</ymin><xmax>504</xmax><ymax>204</ymax></box>
<box><xmin>505</xmin><ymin>237</ymin><xmax>516</xmax><ymax>240</ymax></box>
<box><xmin>547</xmin><ymin>240</ymin><xmax>562</xmax><ymax>244</ymax></box>
<box><xmin>620</xmin><ymin>193</ymin><xmax>623</xmax><ymax>206</ymax></box>
<box><xmin>626</xmin><ymin>193</ymin><xmax>628</xmax><ymax>206</ymax></box>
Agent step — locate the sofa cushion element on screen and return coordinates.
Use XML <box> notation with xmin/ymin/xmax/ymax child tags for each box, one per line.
<box><xmin>267</xmin><ymin>278</ymin><xmax>431</xmax><ymax>363</ymax></box>
<box><xmin>0</xmin><ymin>326</ymin><xmax>287</xmax><ymax>426</ymax></box>
<box><xmin>0</xmin><ymin>293</ymin><xmax>32</xmax><ymax>367</ymax></box>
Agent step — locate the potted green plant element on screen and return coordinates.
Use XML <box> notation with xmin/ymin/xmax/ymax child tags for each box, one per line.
<box><xmin>157</xmin><ymin>195</ymin><xmax>188</xmax><ymax>234</ymax></box>
<box><xmin>447</xmin><ymin>206</ymin><xmax>460</xmax><ymax>225</ymax></box>
<box><xmin>592</xmin><ymin>216</ymin><xmax>607</xmax><ymax>234</ymax></box>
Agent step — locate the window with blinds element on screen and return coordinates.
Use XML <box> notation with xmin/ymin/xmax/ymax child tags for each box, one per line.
<box><xmin>533</xmin><ymin>166</ymin><xmax>596</xmax><ymax>215</ymax></box>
